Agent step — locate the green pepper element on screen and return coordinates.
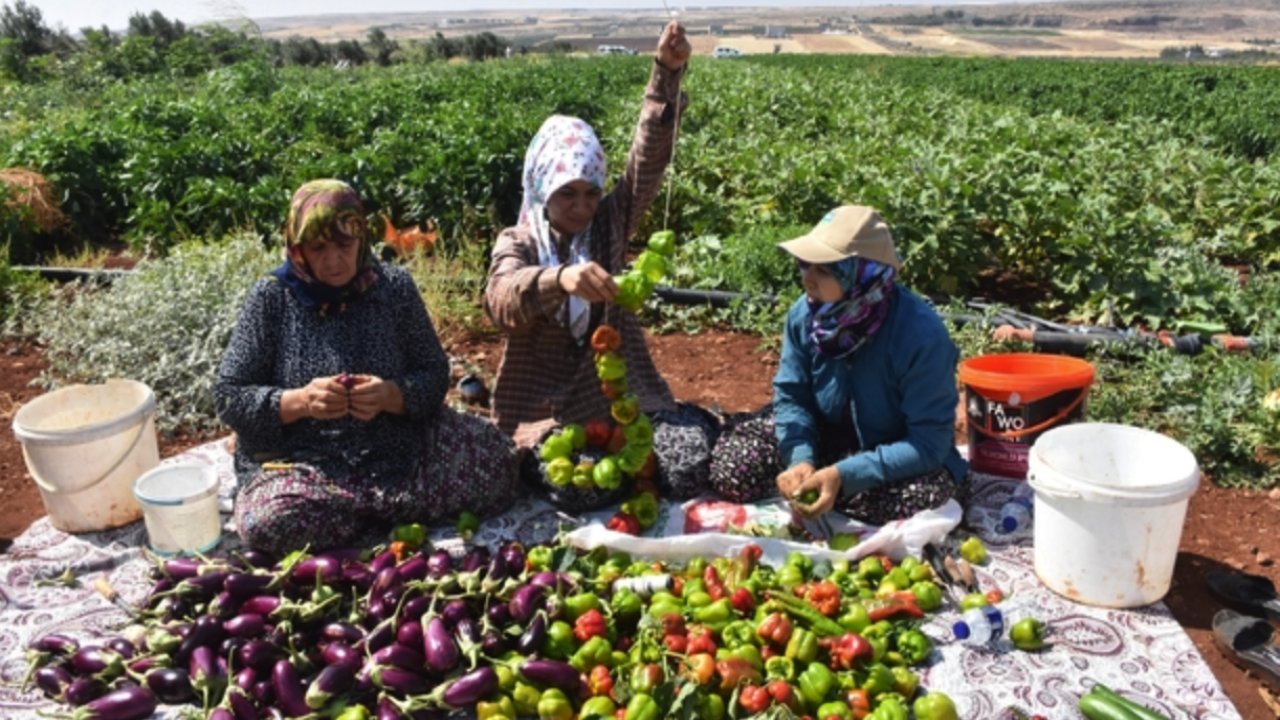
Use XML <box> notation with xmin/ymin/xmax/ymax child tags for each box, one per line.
<box><xmin>630</xmin><ymin>663</ymin><xmax>665</xmax><ymax>695</ymax></box>
<box><xmin>785</xmin><ymin>551</ymin><xmax>813</xmax><ymax>575</ymax></box>
<box><xmin>593</xmin><ymin>457</ymin><xmax>623</xmax><ymax>490</ymax></box>
<box><xmin>719</xmin><ymin>620</ymin><xmax>757</xmax><ymax>649</ymax></box>
<box><xmin>390</xmin><ymin>522</ymin><xmax>427</xmax><ymax>548</ymax></box>
<box><xmin>620</xmin><ymin>491</ymin><xmax>659</xmax><ymax>530</ymax></box>
<box><xmin>629</xmin><ymin>638</ymin><xmax>664</xmax><ymax>665</ymax></box>
<box><xmin>785</xmin><ymin>627</ymin><xmax>819</xmax><ymax>664</ymax></box>
<box><xmin>798</xmin><ymin>662</ymin><xmax>836</xmax><ymax>711</ymax></box>
<box><xmin>647</xmin><ymin>230</ymin><xmax>677</xmax><ymax>257</ymax></box>
<box><xmin>626</xmin><ymin>693</ymin><xmax>661</xmax><ymax>720</ymax></box>
<box><xmin>543</xmin><ymin>620</ymin><xmax>576</xmax><ymax>660</ymax></box>
<box><xmin>512</xmin><ymin>682</ymin><xmax>542</xmax><ymax>717</ymax></box>
<box><xmin>839</xmin><ymin>603</ymin><xmax>870</xmax><ymax>634</ymax></box>
<box><xmin>570</xmin><ymin>636</ymin><xmax>614</xmax><ymax>672</ymax></box>
<box><xmin>455</xmin><ymin>511</ymin><xmax>480</xmax><ymax>540</ymax></box>
<box><xmin>861</xmin><ymin>663</ymin><xmax>895</xmax><ymax>698</ymax></box>
<box><xmin>493</xmin><ymin>664</ymin><xmax>516</xmax><ymax>692</ymax></box>
<box><xmin>684</xmin><ymin>590</ymin><xmax>713</xmax><ymax>609</ymax></box>
<box><xmin>879</xmin><ymin>567</ymin><xmax>911</xmax><ymax>593</ymax></box>
<box><xmin>334</xmin><ymin>707</ymin><xmax>371</xmax><ymax>720</ymax></box>
<box><xmin>527</xmin><ymin>546</ymin><xmax>554</xmax><ymax>572</ymax></box>
<box><xmin>959</xmin><ymin>592</ymin><xmax>988</xmax><ymax>611</ymax></box>
<box><xmin>959</xmin><ymin>536</ymin><xmax>988</xmax><ymax>564</ymax></box>
<box><xmin>910</xmin><ymin>581</ymin><xmax>943</xmax><ymax>612</ymax></box>
<box><xmin>537</xmin><ymin>688</ymin><xmax>573</xmax><ymax>720</ymax></box>
<box><xmin>856</xmin><ymin>556</ymin><xmax>886</xmax><ymax>581</ymax></box>
<box><xmin>565</xmin><ymin>592</ymin><xmax>601</xmax><ymax>621</ymax></box>
<box><xmin>870</xmin><ymin>694</ymin><xmax>909</xmax><ymax>720</ymax></box>
<box><xmin>904</xmin><ymin>558</ymin><xmax>934</xmax><ymax>584</ymax></box>
<box><xmin>476</xmin><ymin>695</ymin><xmax>517</xmax><ymax>720</ymax></box>
<box><xmin>614</xmin><ymin>272</ymin><xmax>650</xmax><ymax>312</ymax></box>
<box><xmin>715</xmin><ymin>644</ymin><xmax>763</xmax><ymax>670</ymax></box>
<box><xmin>682</xmin><ymin>578</ymin><xmax>707</xmax><ymax>598</ymax></box>
<box><xmin>647</xmin><ymin>600</ymin><xmax>683</xmax><ymax>621</ymax></box>
<box><xmin>817</xmin><ymin>701</ymin><xmax>853</xmax><ymax>720</ymax></box>
<box><xmin>698</xmin><ymin>692</ymin><xmax>726</xmax><ymax>720</ymax></box>
<box><xmin>595</xmin><ymin>352</ymin><xmax>627</xmax><ymax>381</ymax></box>
<box><xmin>912</xmin><ymin>692</ymin><xmax>959</xmax><ymax>720</ymax></box>
<box><xmin>894</xmin><ymin>629</ymin><xmax>933</xmax><ymax>666</ymax></box>
<box><xmin>693</xmin><ymin>598</ymin><xmax>733</xmax><ymax>625</ymax></box>
<box><xmin>579</xmin><ymin>696</ymin><xmax>617</xmax><ymax>720</ymax></box>
<box><xmin>890</xmin><ymin>666</ymin><xmax>918</xmax><ymax>698</ymax></box>
<box><xmin>862</xmin><ymin>620</ymin><xmax>893</xmax><ymax>639</ymax></box>
<box><xmin>764</xmin><ymin>656</ymin><xmax>796</xmax><ymax>681</ymax></box>
<box><xmin>866</xmin><ymin>635</ymin><xmax>889</xmax><ymax>663</ymax></box>
<box><xmin>611</xmin><ymin>588</ymin><xmax>642</xmax><ymax>625</ymax></box>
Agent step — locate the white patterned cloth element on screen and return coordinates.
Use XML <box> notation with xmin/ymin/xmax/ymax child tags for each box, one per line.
<box><xmin>0</xmin><ymin>440</ymin><xmax>1241</xmax><ymax>719</ymax></box>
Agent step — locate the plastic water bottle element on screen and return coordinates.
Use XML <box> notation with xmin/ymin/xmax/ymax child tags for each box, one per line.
<box><xmin>952</xmin><ymin>605</ymin><xmax>1005</xmax><ymax>646</ymax></box>
<box><xmin>998</xmin><ymin>483</ymin><xmax>1035</xmax><ymax>534</ymax></box>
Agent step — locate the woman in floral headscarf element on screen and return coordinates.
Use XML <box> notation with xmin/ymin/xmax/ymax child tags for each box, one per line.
<box><xmin>484</xmin><ymin>22</ymin><xmax>719</xmax><ymax>499</ymax></box>
<box><xmin>708</xmin><ymin>206</ymin><xmax>969</xmax><ymax>525</ymax></box>
<box><xmin>216</xmin><ymin>179</ymin><xmax>518</xmax><ymax>554</ymax></box>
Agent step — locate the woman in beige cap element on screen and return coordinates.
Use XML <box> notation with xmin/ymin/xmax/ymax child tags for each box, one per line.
<box><xmin>708</xmin><ymin>206</ymin><xmax>968</xmax><ymax>524</ymax></box>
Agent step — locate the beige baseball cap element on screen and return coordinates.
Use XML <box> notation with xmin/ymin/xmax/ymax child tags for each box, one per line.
<box><xmin>777</xmin><ymin>205</ymin><xmax>901</xmax><ymax>269</ymax></box>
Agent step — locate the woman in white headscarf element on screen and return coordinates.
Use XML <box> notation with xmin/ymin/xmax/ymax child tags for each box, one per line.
<box><xmin>484</xmin><ymin>22</ymin><xmax>716</xmax><ymax>499</ymax></box>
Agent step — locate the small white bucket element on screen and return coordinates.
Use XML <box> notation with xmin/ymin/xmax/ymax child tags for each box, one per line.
<box><xmin>133</xmin><ymin>462</ymin><xmax>222</xmax><ymax>555</ymax></box>
<box><xmin>1027</xmin><ymin>422</ymin><xmax>1200</xmax><ymax>608</ymax></box>
<box><xmin>12</xmin><ymin>379</ymin><xmax>159</xmax><ymax>533</ymax></box>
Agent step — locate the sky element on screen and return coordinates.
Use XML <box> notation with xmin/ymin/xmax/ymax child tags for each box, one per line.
<box><xmin>29</xmin><ymin>0</ymin><xmax>999</xmax><ymax>33</ymax></box>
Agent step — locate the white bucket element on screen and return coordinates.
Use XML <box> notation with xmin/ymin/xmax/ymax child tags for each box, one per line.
<box><xmin>12</xmin><ymin>379</ymin><xmax>159</xmax><ymax>533</ymax></box>
<box><xmin>1027</xmin><ymin>422</ymin><xmax>1200</xmax><ymax>608</ymax></box>
<box><xmin>133</xmin><ymin>462</ymin><xmax>222</xmax><ymax>555</ymax></box>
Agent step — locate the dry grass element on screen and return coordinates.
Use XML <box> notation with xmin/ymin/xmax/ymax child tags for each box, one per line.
<box><xmin>0</xmin><ymin>168</ymin><xmax>66</xmax><ymax>234</ymax></box>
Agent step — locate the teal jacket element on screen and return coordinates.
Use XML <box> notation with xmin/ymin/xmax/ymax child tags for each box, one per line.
<box><xmin>773</xmin><ymin>285</ymin><xmax>968</xmax><ymax>495</ymax></box>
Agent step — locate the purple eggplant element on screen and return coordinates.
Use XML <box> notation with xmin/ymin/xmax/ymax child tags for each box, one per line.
<box><xmin>234</xmin><ymin>666</ymin><xmax>258</xmax><ymax>692</ymax></box>
<box><xmin>500</xmin><ymin>542</ymin><xmax>526</xmax><ymax>575</ymax></box>
<box><xmin>508</xmin><ymin>584</ymin><xmax>546</xmax><ymax>624</ymax></box>
<box><xmin>228</xmin><ymin>686</ymin><xmax>262</xmax><ymax>720</ymax></box>
<box><xmin>441</xmin><ymin>665</ymin><xmax>499</xmax><ymax>708</ymax></box>
<box><xmin>369</xmin><ymin>548</ymin><xmax>397</xmax><ymax>574</ymax></box>
<box><xmin>224</xmin><ymin>572</ymin><xmax>273</xmax><ymax>599</ymax></box>
<box><xmin>519</xmin><ymin>659</ymin><xmax>584</xmax><ymax>694</ymax></box>
<box><xmin>125</xmin><ymin>656</ymin><xmax>160</xmax><ymax>674</ymax></box>
<box><xmin>145</xmin><ymin>667</ymin><xmax>195</xmax><ymax>703</ymax></box>
<box><xmin>76</xmin><ymin>685</ymin><xmax>157</xmax><ymax>720</ymax></box>
<box><xmin>440</xmin><ymin>599</ymin><xmax>472</xmax><ymax>627</ymax></box>
<box><xmin>425</xmin><ymin>551</ymin><xmax>453</xmax><ymax>578</ymax></box>
<box><xmin>237</xmin><ymin>639</ymin><xmax>282</xmax><ymax>674</ymax></box>
<box><xmin>188</xmin><ymin>645</ymin><xmax>224</xmax><ymax>688</ymax></box>
<box><xmin>401</xmin><ymin>594</ymin><xmax>432</xmax><ymax>621</ymax></box>
<box><xmin>104</xmin><ymin>637</ymin><xmax>135</xmax><ymax>660</ymax></box>
<box><xmin>371</xmin><ymin>664</ymin><xmax>430</xmax><ymax>696</ymax></box>
<box><xmin>377</xmin><ymin>697</ymin><xmax>402</xmax><ymax>720</ymax></box>
<box><xmin>485</xmin><ymin>552</ymin><xmax>511</xmax><ymax>582</ymax></box>
<box><xmin>460</xmin><ymin>546</ymin><xmax>490</xmax><ymax>573</ymax></box>
<box><xmin>422</xmin><ymin>616</ymin><xmax>460</xmax><ymax>674</ymax></box>
<box><xmin>252</xmin><ymin>678</ymin><xmax>274</xmax><ymax>706</ymax></box>
<box><xmin>271</xmin><ymin>659</ymin><xmax>310</xmax><ymax>718</ymax></box>
<box><xmin>235</xmin><ymin>548</ymin><xmax>276</xmax><ymax>569</ymax></box>
<box><xmin>396</xmin><ymin>554</ymin><xmax>429</xmax><ymax>582</ymax></box>
<box><xmin>29</xmin><ymin>633</ymin><xmax>80</xmax><ymax>657</ymax></box>
<box><xmin>64</xmin><ymin>676</ymin><xmax>108</xmax><ymax>706</ymax></box>
<box><xmin>516</xmin><ymin>612</ymin><xmax>547</xmax><ymax>656</ymax></box>
<box><xmin>304</xmin><ymin>660</ymin><xmax>357</xmax><ymax>710</ymax></box>
<box><xmin>323</xmin><ymin>641</ymin><xmax>359</xmax><ymax>669</ymax></box>
<box><xmin>342</xmin><ymin>564</ymin><xmax>374</xmax><ymax>590</ymax></box>
<box><xmin>481</xmin><ymin>630</ymin><xmax>509</xmax><ymax>656</ymax></box>
<box><xmin>210</xmin><ymin>709</ymin><xmax>235</xmax><ymax>720</ymax></box>
<box><xmin>34</xmin><ymin>665</ymin><xmax>72</xmax><ymax>700</ymax></box>
<box><xmin>320</xmin><ymin>621</ymin><xmax>364</xmax><ymax>645</ymax></box>
<box><xmin>224</xmin><ymin>613</ymin><xmax>268</xmax><ymax>639</ymax></box>
<box><xmin>290</xmin><ymin>555</ymin><xmax>343</xmax><ymax>585</ymax></box>
<box><xmin>370</xmin><ymin>565</ymin><xmax>402</xmax><ymax>599</ymax></box>
<box><xmin>363</xmin><ymin>619</ymin><xmax>396</xmax><ymax>654</ymax></box>
<box><xmin>454</xmin><ymin>617</ymin><xmax>480</xmax><ymax>645</ymax></box>
<box><xmin>239</xmin><ymin>595</ymin><xmax>283</xmax><ymax>617</ymax></box>
<box><xmin>70</xmin><ymin>647</ymin><xmax>123</xmax><ymax>677</ymax></box>
<box><xmin>396</xmin><ymin>620</ymin><xmax>423</xmax><ymax>650</ymax></box>
<box><xmin>373</xmin><ymin>643</ymin><xmax>425</xmax><ymax>670</ymax></box>
<box><xmin>162</xmin><ymin>556</ymin><xmax>204</xmax><ymax>580</ymax></box>
<box><xmin>486</xmin><ymin>602</ymin><xmax>512</xmax><ymax>627</ymax></box>
<box><xmin>175</xmin><ymin>570</ymin><xmax>231</xmax><ymax>599</ymax></box>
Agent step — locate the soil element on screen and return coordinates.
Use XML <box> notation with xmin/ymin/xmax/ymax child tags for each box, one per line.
<box><xmin>1</xmin><ymin>329</ymin><xmax>1278</xmax><ymax>717</ymax></box>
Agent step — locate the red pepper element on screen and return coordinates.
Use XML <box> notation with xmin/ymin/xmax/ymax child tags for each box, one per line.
<box><xmin>703</xmin><ymin>565</ymin><xmax>727</xmax><ymax>601</ymax></box>
<box><xmin>756</xmin><ymin>612</ymin><xmax>794</xmax><ymax>646</ymax></box>
<box><xmin>606</xmin><ymin>512</ymin><xmax>641</xmax><ymax>535</ymax></box>
<box><xmin>845</xmin><ymin>689</ymin><xmax>871</xmax><ymax>719</ymax></box>
<box><xmin>727</xmin><ymin>544</ymin><xmax>763</xmax><ymax>589</ymax></box>
<box><xmin>823</xmin><ymin>632</ymin><xmax>872</xmax><ymax>670</ymax></box>
<box><xmin>865</xmin><ymin>592</ymin><xmax>925</xmax><ymax>622</ymax></box>
<box><xmin>767</xmin><ymin>679</ymin><xmax>800</xmax><ymax>711</ymax></box>
<box><xmin>731</xmin><ymin>587</ymin><xmax>757</xmax><ymax>615</ymax></box>
<box><xmin>663</xmin><ymin>633</ymin><xmax>688</xmax><ymax>654</ymax></box>
<box><xmin>660</xmin><ymin>614</ymin><xmax>686</xmax><ymax>637</ymax></box>
<box><xmin>715</xmin><ymin>658</ymin><xmax>762</xmax><ymax>692</ymax></box>
<box><xmin>686</xmin><ymin>625</ymin><xmax>717</xmax><ymax>655</ymax></box>
<box><xmin>574</xmin><ymin>609</ymin><xmax>608</xmax><ymax>642</ymax></box>
<box><xmin>806</xmin><ymin>580</ymin><xmax>841</xmax><ymax>617</ymax></box>
<box><xmin>739</xmin><ymin>684</ymin><xmax>772</xmax><ymax>715</ymax></box>
<box><xmin>588</xmin><ymin>664</ymin><xmax>615</xmax><ymax>698</ymax></box>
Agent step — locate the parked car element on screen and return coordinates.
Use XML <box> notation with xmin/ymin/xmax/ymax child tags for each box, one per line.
<box><xmin>712</xmin><ymin>46</ymin><xmax>744</xmax><ymax>58</ymax></box>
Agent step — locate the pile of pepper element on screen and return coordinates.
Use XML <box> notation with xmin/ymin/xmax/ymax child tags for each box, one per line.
<box><xmin>613</xmin><ymin>229</ymin><xmax>676</xmax><ymax>312</ymax></box>
<box><xmin>23</xmin><ymin>533</ymin><xmax>961</xmax><ymax>720</ymax></box>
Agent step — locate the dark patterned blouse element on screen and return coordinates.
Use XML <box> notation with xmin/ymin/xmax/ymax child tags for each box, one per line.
<box><xmin>215</xmin><ymin>263</ymin><xmax>449</xmax><ymax>487</ymax></box>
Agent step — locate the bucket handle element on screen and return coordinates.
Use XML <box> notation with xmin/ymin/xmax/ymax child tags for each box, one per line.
<box><xmin>28</xmin><ymin>408</ymin><xmax>153</xmax><ymax>496</ymax></box>
<box><xmin>969</xmin><ymin>388</ymin><xmax>1087</xmax><ymax>442</ymax></box>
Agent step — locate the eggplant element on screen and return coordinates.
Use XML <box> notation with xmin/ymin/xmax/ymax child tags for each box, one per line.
<box><xmin>401</xmin><ymin>594</ymin><xmax>432</xmax><ymax>621</ymax></box>
<box><xmin>145</xmin><ymin>667</ymin><xmax>195</xmax><ymax>703</ymax></box>
<box><xmin>105</xmin><ymin>637</ymin><xmax>136</xmax><ymax>660</ymax></box>
<box><xmin>29</xmin><ymin>633</ymin><xmax>79</xmax><ymax>657</ymax></box>
<box><xmin>507</xmin><ymin>584</ymin><xmax>546</xmax><ymax>624</ymax></box>
<box><xmin>207</xmin><ymin>590</ymin><xmax>239</xmax><ymax>620</ymax></box>
<box><xmin>516</xmin><ymin>613</ymin><xmax>546</xmax><ymax>656</ymax></box>
<box><xmin>454</xmin><ymin>617</ymin><xmax>480</xmax><ymax>645</ymax></box>
<box><xmin>485</xmin><ymin>552</ymin><xmax>511</xmax><ymax>582</ymax></box>
<box><xmin>175</xmin><ymin>570</ymin><xmax>231</xmax><ymax>599</ymax></box>
<box><xmin>224</xmin><ymin>572</ymin><xmax>273</xmax><ymax>599</ymax></box>
<box><xmin>64</xmin><ymin>676</ymin><xmax>108</xmax><ymax>706</ymax></box>
<box><xmin>371</xmin><ymin>664</ymin><xmax>430</xmax><ymax>696</ymax></box>
<box><xmin>422</xmin><ymin>616</ymin><xmax>459</xmax><ymax>674</ymax></box>
<box><xmin>252</xmin><ymin>679</ymin><xmax>274</xmax><ymax>706</ymax></box>
<box><xmin>396</xmin><ymin>620</ymin><xmax>423</xmax><ymax>650</ymax></box>
<box><xmin>342</xmin><ymin>564</ymin><xmax>374</xmax><ymax>590</ymax></box>
<box><xmin>320</xmin><ymin>621</ymin><xmax>364</xmax><ymax>645</ymax></box>
<box><xmin>76</xmin><ymin>685</ymin><xmax>157</xmax><ymax>720</ymax></box>
<box><xmin>224</xmin><ymin>613</ymin><xmax>268</xmax><ymax>639</ymax></box>
<box><xmin>500</xmin><ymin>542</ymin><xmax>526</xmax><ymax>576</ymax></box>
<box><xmin>396</xmin><ymin>554</ymin><xmax>429</xmax><ymax>582</ymax></box>
<box><xmin>271</xmin><ymin>659</ymin><xmax>311</xmax><ymax>718</ymax></box>
<box><xmin>290</xmin><ymin>555</ymin><xmax>343</xmax><ymax>585</ymax></box>
<box><xmin>441</xmin><ymin>666</ymin><xmax>499</xmax><ymax>708</ymax></box>
<box><xmin>34</xmin><ymin>665</ymin><xmax>72</xmax><ymax>700</ymax></box>
<box><xmin>235</xmin><ymin>548</ymin><xmax>276</xmax><ymax>569</ymax></box>
<box><xmin>70</xmin><ymin>647</ymin><xmax>123</xmax><ymax>677</ymax></box>
<box><xmin>228</xmin><ymin>686</ymin><xmax>262</xmax><ymax>720</ymax></box>
<box><xmin>460</xmin><ymin>547</ymin><xmax>490</xmax><ymax>573</ymax></box>
<box><xmin>373</xmin><ymin>643</ymin><xmax>425</xmax><ymax>670</ymax></box>
<box><xmin>369</xmin><ymin>548</ymin><xmax>397</xmax><ymax>574</ymax></box>
<box><xmin>209</xmin><ymin>709</ymin><xmax>235</xmax><ymax>720</ymax></box>
<box><xmin>188</xmin><ymin>645</ymin><xmax>223</xmax><ymax>686</ymax></box>
<box><xmin>239</xmin><ymin>595</ymin><xmax>283</xmax><ymax>617</ymax></box>
<box><xmin>125</xmin><ymin>655</ymin><xmax>162</xmax><ymax>675</ymax></box>
<box><xmin>175</xmin><ymin>614</ymin><xmax>225</xmax><ymax>666</ymax></box>
<box><xmin>162</xmin><ymin>557</ymin><xmax>204</xmax><ymax>580</ymax></box>
<box><xmin>519</xmin><ymin>659</ymin><xmax>583</xmax><ymax>694</ymax></box>
<box><xmin>364</xmin><ymin>619</ymin><xmax>396</xmax><ymax>654</ymax></box>
<box><xmin>234</xmin><ymin>667</ymin><xmax>257</xmax><ymax>692</ymax></box>
<box><xmin>377</xmin><ymin>697</ymin><xmax>402</xmax><ymax>720</ymax></box>
<box><xmin>304</xmin><ymin>660</ymin><xmax>357</xmax><ymax>710</ymax></box>
<box><xmin>440</xmin><ymin>599</ymin><xmax>472</xmax><ymax>627</ymax></box>
<box><xmin>143</xmin><ymin>627</ymin><xmax>181</xmax><ymax>656</ymax></box>
<box><xmin>481</xmin><ymin>630</ymin><xmax>509</xmax><ymax>657</ymax></box>
<box><xmin>370</xmin><ymin>566</ymin><xmax>402</xmax><ymax>599</ymax></box>
<box><xmin>486</xmin><ymin>602</ymin><xmax>512</xmax><ymax>627</ymax></box>
<box><xmin>237</xmin><ymin>639</ymin><xmax>282</xmax><ymax>674</ymax></box>
<box><xmin>425</xmin><ymin>551</ymin><xmax>453</xmax><ymax>578</ymax></box>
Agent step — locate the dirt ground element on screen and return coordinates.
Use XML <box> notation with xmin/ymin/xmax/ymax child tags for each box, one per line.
<box><xmin>1</xmin><ymin>330</ymin><xmax>1278</xmax><ymax>717</ymax></box>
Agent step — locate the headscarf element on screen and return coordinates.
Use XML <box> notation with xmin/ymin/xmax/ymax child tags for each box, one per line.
<box><xmin>807</xmin><ymin>257</ymin><xmax>897</xmax><ymax>359</ymax></box>
<box><xmin>272</xmin><ymin>179</ymin><xmax>379</xmax><ymax>316</ymax></box>
<box><xmin>519</xmin><ymin>115</ymin><xmax>607</xmax><ymax>341</ymax></box>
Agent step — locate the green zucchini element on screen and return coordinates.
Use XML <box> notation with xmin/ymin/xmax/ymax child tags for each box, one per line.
<box><xmin>1078</xmin><ymin>691</ymin><xmax>1142</xmax><ymax>720</ymax></box>
<box><xmin>1088</xmin><ymin>684</ymin><xmax>1174</xmax><ymax>720</ymax></box>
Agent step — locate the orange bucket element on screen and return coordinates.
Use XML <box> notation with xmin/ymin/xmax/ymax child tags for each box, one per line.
<box><xmin>958</xmin><ymin>353</ymin><xmax>1095</xmax><ymax>478</ymax></box>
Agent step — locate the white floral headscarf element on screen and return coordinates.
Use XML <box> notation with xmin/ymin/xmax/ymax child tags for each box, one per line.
<box><xmin>519</xmin><ymin>115</ymin><xmax>607</xmax><ymax>340</ymax></box>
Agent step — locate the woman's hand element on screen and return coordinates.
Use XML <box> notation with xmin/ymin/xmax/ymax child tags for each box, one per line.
<box><xmin>791</xmin><ymin>465</ymin><xmax>842</xmax><ymax>517</ymax></box>
<box><xmin>347</xmin><ymin>375</ymin><xmax>405</xmax><ymax>421</ymax></box>
<box><xmin>656</xmin><ymin>21</ymin><xmax>691</xmax><ymax>71</ymax></box>
<box><xmin>281</xmin><ymin>376</ymin><xmax>349</xmax><ymax>424</ymax></box>
<box><xmin>558</xmin><ymin>262</ymin><xmax>618</xmax><ymax>304</ymax></box>
<box><xmin>776</xmin><ymin>462</ymin><xmax>815</xmax><ymax>499</ymax></box>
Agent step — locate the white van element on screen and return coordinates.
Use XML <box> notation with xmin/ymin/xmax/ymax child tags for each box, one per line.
<box><xmin>712</xmin><ymin>46</ymin><xmax>744</xmax><ymax>59</ymax></box>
